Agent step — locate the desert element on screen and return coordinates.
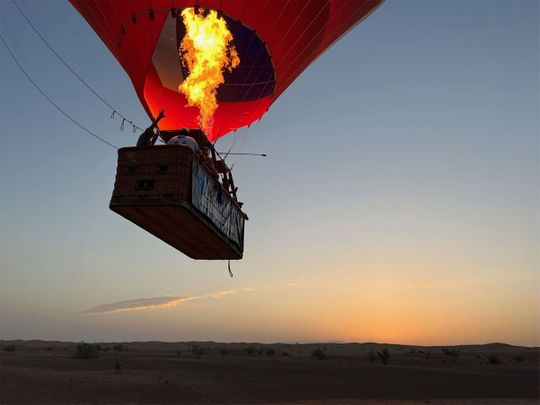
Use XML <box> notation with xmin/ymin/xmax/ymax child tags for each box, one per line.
<box><xmin>1</xmin><ymin>340</ymin><xmax>538</xmax><ymax>404</ymax></box>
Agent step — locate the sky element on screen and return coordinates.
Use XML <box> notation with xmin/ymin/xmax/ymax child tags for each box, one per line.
<box><xmin>0</xmin><ymin>0</ymin><xmax>538</xmax><ymax>346</ymax></box>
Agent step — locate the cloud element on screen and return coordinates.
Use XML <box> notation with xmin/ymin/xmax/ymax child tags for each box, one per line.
<box><xmin>83</xmin><ymin>284</ymin><xmax>296</xmax><ymax>314</ymax></box>
<box><xmin>283</xmin><ymin>282</ymin><xmax>300</xmax><ymax>288</ymax></box>
<box><xmin>206</xmin><ymin>289</ymin><xmax>237</xmax><ymax>299</ymax></box>
<box><xmin>267</xmin><ymin>282</ymin><xmax>301</xmax><ymax>291</ymax></box>
<box><xmin>82</xmin><ymin>296</ymin><xmax>194</xmax><ymax>314</ymax></box>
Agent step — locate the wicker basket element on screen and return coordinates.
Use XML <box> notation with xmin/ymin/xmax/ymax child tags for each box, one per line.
<box><xmin>110</xmin><ymin>145</ymin><xmax>245</xmax><ymax>260</ymax></box>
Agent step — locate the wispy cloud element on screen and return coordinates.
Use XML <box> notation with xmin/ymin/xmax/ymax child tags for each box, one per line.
<box><xmin>83</xmin><ymin>283</ymin><xmax>300</xmax><ymax>314</ymax></box>
<box><xmin>206</xmin><ymin>289</ymin><xmax>237</xmax><ymax>299</ymax></box>
<box><xmin>268</xmin><ymin>282</ymin><xmax>301</xmax><ymax>291</ymax></box>
<box><xmin>82</xmin><ymin>296</ymin><xmax>194</xmax><ymax>314</ymax></box>
<box><xmin>283</xmin><ymin>282</ymin><xmax>300</xmax><ymax>288</ymax></box>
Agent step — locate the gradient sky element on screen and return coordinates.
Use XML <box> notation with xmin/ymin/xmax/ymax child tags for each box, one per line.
<box><xmin>0</xmin><ymin>0</ymin><xmax>538</xmax><ymax>346</ymax></box>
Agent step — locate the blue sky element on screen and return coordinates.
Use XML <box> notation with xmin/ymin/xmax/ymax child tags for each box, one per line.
<box><xmin>0</xmin><ymin>0</ymin><xmax>538</xmax><ymax>345</ymax></box>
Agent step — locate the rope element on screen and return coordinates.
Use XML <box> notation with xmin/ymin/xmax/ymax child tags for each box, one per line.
<box><xmin>223</xmin><ymin>127</ymin><xmax>246</xmax><ymax>160</ymax></box>
<box><xmin>228</xmin><ymin>260</ymin><xmax>233</xmax><ymax>277</ymax></box>
<box><xmin>0</xmin><ymin>33</ymin><xmax>118</xmax><ymax>150</ymax></box>
<box><xmin>12</xmin><ymin>0</ymin><xmax>144</xmax><ymax>133</ymax></box>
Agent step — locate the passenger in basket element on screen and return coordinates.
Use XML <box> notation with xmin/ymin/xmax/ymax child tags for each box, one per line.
<box><xmin>136</xmin><ymin>110</ymin><xmax>166</xmax><ymax>147</ymax></box>
<box><xmin>167</xmin><ymin>128</ymin><xmax>202</xmax><ymax>155</ymax></box>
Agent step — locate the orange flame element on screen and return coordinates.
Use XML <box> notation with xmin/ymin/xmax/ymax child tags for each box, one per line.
<box><xmin>179</xmin><ymin>8</ymin><xmax>240</xmax><ymax>134</ymax></box>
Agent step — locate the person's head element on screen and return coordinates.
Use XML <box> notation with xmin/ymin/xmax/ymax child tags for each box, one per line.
<box><xmin>179</xmin><ymin>128</ymin><xmax>190</xmax><ymax>137</ymax></box>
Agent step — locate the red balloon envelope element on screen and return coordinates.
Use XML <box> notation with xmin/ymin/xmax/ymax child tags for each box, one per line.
<box><xmin>70</xmin><ymin>0</ymin><xmax>383</xmax><ymax>141</ymax></box>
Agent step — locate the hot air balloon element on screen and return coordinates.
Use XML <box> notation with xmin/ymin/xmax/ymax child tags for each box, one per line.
<box><xmin>70</xmin><ymin>0</ymin><xmax>383</xmax><ymax>260</ymax></box>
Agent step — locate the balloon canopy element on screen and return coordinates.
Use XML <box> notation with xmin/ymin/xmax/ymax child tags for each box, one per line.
<box><xmin>70</xmin><ymin>0</ymin><xmax>383</xmax><ymax>141</ymax></box>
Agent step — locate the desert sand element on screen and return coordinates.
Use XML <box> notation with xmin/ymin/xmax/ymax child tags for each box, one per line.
<box><xmin>0</xmin><ymin>340</ymin><xmax>538</xmax><ymax>404</ymax></box>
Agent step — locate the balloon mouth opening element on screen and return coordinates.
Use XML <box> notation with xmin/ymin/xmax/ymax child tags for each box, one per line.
<box><xmin>149</xmin><ymin>7</ymin><xmax>275</xmax><ymax>103</ymax></box>
<box><xmin>142</xmin><ymin>7</ymin><xmax>275</xmax><ymax>139</ymax></box>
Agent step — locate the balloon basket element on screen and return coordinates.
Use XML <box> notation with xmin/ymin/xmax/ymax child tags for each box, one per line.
<box><xmin>110</xmin><ymin>146</ymin><xmax>246</xmax><ymax>260</ymax></box>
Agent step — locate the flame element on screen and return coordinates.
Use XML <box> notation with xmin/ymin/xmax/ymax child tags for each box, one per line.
<box><xmin>179</xmin><ymin>8</ymin><xmax>240</xmax><ymax>134</ymax></box>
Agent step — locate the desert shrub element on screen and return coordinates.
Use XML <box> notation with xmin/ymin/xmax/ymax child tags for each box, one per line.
<box><xmin>513</xmin><ymin>355</ymin><xmax>525</xmax><ymax>363</ymax></box>
<box><xmin>114</xmin><ymin>358</ymin><xmax>123</xmax><ymax>371</ymax></box>
<box><xmin>442</xmin><ymin>347</ymin><xmax>460</xmax><ymax>361</ymax></box>
<box><xmin>3</xmin><ymin>344</ymin><xmax>16</xmax><ymax>352</ymax></box>
<box><xmin>191</xmin><ymin>345</ymin><xmax>206</xmax><ymax>359</ymax></box>
<box><xmin>257</xmin><ymin>348</ymin><xmax>264</xmax><ymax>356</ymax></box>
<box><xmin>220</xmin><ymin>349</ymin><xmax>229</xmax><ymax>356</ymax></box>
<box><xmin>311</xmin><ymin>348</ymin><xmax>327</xmax><ymax>360</ymax></box>
<box><xmin>73</xmin><ymin>342</ymin><xmax>99</xmax><ymax>359</ymax></box>
<box><xmin>487</xmin><ymin>354</ymin><xmax>502</xmax><ymax>365</ymax></box>
<box><xmin>368</xmin><ymin>351</ymin><xmax>377</xmax><ymax>363</ymax></box>
<box><xmin>245</xmin><ymin>347</ymin><xmax>256</xmax><ymax>356</ymax></box>
<box><xmin>281</xmin><ymin>350</ymin><xmax>290</xmax><ymax>357</ymax></box>
<box><xmin>424</xmin><ymin>351</ymin><xmax>431</xmax><ymax>360</ymax></box>
<box><xmin>113</xmin><ymin>344</ymin><xmax>126</xmax><ymax>352</ymax></box>
<box><xmin>377</xmin><ymin>349</ymin><xmax>391</xmax><ymax>365</ymax></box>
<box><xmin>266</xmin><ymin>348</ymin><xmax>275</xmax><ymax>357</ymax></box>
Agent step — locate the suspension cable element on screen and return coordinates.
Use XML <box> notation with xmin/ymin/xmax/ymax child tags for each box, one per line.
<box><xmin>0</xmin><ymin>33</ymin><xmax>118</xmax><ymax>150</ymax></box>
<box><xmin>12</xmin><ymin>0</ymin><xmax>144</xmax><ymax>133</ymax></box>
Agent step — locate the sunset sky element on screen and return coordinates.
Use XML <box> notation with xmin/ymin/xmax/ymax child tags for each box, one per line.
<box><xmin>0</xmin><ymin>0</ymin><xmax>538</xmax><ymax>346</ymax></box>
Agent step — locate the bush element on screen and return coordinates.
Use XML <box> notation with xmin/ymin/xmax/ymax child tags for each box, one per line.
<box><xmin>114</xmin><ymin>358</ymin><xmax>123</xmax><ymax>371</ymax></box>
<box><xmin>281</xmin><ymin>350</ymin><xmax>290</xmax><ymax>357</ymax></box>
<box><xmin>513</xmin><ymin>355</ymin><xmax>525</xmax><ymax>363</ymax></box>
<box><xmin>245</xmin><ymin>347</ymin><xmax>256</xmax><ymax>356</ymax></box>
<box><xmin>377</xmin><ymin>348</ymin><xmax>391</xmax><ymax>365</ymax></box>
<box><xmin>220</xmin><ymin>349</ymin><xmax>229</xmax><ymax>356</ymax></box>
<box><xmin>191</xmin><ymin>345</ymin><xmax>206</xmax><ymax>359</ymax></box>
<box><xmin>487</xmin><ymin>354</ymin><xmax>502</xmax><ymax>365</ymax></box>
<box><xmin>113</xmin><ymin>344</ymin><xmax>126</xmax><ymax>352</ymax></box>
<box><xmin>442</xmin><ymin>347</ymin><xmax>460</xmax><ymax>361</ymax></box>
<box><xmin>3</xmin><ymin>344</ymin><xmax>16</xmax><ymax>352</ymax></box>
<box><xmin>266</xmin><ymin>349</ymin><xmax>275</xmax><ymax>357</ymax></box>
<box><xmin>73</xmin><ymin>342</ymin><xmax>99</xmax><ymax>359</ymax></box>
<box><xmin>368</xmin><ymin>351</ymin><xmax>377</xmax><ymax>363</ymax></box>
<box><xmin>311</xmin><ymin>348</ymin><xmax>327</xmax><ymax>360</ymax></box>
<box><xmin>257</xmin><ymin>348</ymin><xmax>264</xmax><ymax>356</ymax></box>
<box><xmin>424</xmin><ymin>351</ymin><xmax>431</xmax><ymax>360</ymax></box>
